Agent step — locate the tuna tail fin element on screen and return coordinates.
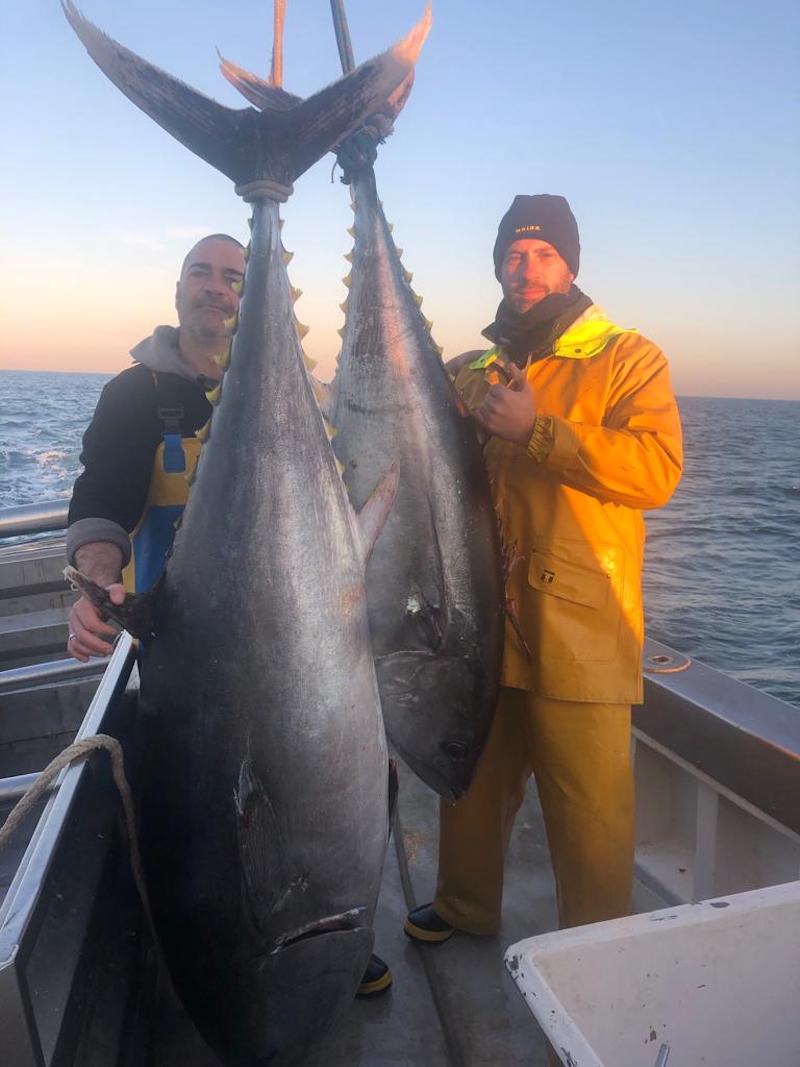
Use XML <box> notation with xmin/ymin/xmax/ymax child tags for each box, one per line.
<box><xmin>219</xmin><ymin>59</ymin><xmax>416</xmax><ymax>130</ymax></box>
<box><xmin>354</xmin><ymin>462</ymin><xmax>399</xmax><ymax>564</ymax></box>
<box><xmin>216</xmin><ymin>51</ymin><xmax>303</xmax><ymax>111</ymax></box>
<box><xmin>62</xmin><ymin>1</ymin><xmax>430</xmax><ymax>189</ymax></box>
<box><xmin>218</xmin><ymin>54</ymin><xmax>303</xmax><ymax>112</ymax></box>
<box><xmin>389</xmin><ymin>71</ymin><xmax>415</xmax><ymax>115</ymax></box>
<box><xmin>63</xmin><ymin>566</ymin><xmax>159</xmax><ymax>640</ymax></box>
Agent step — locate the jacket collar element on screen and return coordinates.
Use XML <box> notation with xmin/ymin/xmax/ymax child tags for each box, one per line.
<box><xmin>470</xmin><ymin>305</ymin><xmax>636</xmax><ymax>370</ymax></box>
<box><xmin>551</xmin><ymin>306</ymin><xmax>636</xmax><ymax>360</ymax></box>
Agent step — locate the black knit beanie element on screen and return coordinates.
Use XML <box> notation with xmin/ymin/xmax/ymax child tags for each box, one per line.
<box><xmin>493</xmin><ymin>194</ymin><xmax>580</xmax><ymax>279</ymax></box>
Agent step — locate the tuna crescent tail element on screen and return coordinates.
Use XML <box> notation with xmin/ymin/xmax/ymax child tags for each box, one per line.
<box><xmin>62</xmin><ymin>1</ymin><xmax>430</xmax><ymax>192</ymax></box>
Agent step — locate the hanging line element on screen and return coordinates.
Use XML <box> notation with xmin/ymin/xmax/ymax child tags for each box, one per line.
<box><xmin>329</xmin><ymin>0</ymin><xmax>356</xmax><ymax>74</ymax></box>
<box><xmin>271</xmin><ymin>0</ymin><xmax>286</xmax><ymax>86</ymax></box>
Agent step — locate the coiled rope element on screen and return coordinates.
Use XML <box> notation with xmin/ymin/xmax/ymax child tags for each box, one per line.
<box><xmin>0</xmin><ymin>734</ymin><xmax>160</xmax><ymax>950</ymax></box>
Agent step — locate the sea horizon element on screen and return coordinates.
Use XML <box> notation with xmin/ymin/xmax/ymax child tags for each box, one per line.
<box><xmin>2</xmin><ymin>367</ymin><xmax>799</xmax><ymax>406</ymax></box>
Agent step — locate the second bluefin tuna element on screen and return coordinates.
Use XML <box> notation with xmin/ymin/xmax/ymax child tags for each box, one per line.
<box><xmin>220</xmin><ymin>47</ymin><xmax>504</xmax><ymax>803</ymax></box>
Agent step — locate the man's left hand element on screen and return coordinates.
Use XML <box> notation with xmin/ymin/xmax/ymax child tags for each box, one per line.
<box><xmin>473</xmin><ymin>360</ymin><xmax>536</xmax><ymax>446</ymax></box>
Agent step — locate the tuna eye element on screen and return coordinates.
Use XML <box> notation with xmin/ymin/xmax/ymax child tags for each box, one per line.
<box><xmin>443</xmin><ymin>741</ymin><xmax>468</xmax><ymax>762</ymax></box>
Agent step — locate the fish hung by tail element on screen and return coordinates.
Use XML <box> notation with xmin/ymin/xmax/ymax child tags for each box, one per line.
<box><xmin>62</xmin><ymin>0</ymin><xmax>431</xmax><ymax>195</ymax></box>
<box><xmin>60</xmin><ymin>7</ymin><xmax>432</xmax><ymax>1061</ymax></box>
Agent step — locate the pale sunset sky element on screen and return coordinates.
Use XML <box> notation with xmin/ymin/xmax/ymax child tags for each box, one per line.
<box><xmin>2</xmin><ymin>0</ymin><xmax>798</xmax><ymax>398</ymax></box>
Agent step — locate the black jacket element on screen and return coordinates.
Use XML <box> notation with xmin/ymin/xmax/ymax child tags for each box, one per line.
<box><xmin>67</xmin><ymin>364</ymin><xmax>211</xmax><ymax>565</ymax></box>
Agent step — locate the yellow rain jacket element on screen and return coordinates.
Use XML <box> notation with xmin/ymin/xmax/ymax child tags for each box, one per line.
<box><xmin>454</xmin><ymin>305</ymin><xmax>683</xmax><ymax>704</ymax></box>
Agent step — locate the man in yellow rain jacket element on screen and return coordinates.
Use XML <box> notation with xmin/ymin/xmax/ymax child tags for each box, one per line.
<box><xmin>405</xmin><ymin>194</ymin><xmax>683</xmax><ymax>942</ymax></box>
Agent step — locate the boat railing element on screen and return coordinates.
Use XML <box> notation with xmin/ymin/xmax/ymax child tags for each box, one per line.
<box><xmin>636</xmin><ymin>638</ymin><xmax>800</xmax><ymax>906</ymax></box>
<box><xmin>0</xmin><ymin>656</ymin><xmax>109</xmax><ymax>695</ymax></box>
<box><xmin>0</xmin><ymin>501</ymin><xmax>73</xmax><ymax>674</ymax></box>
<box><xmin>0</xmin><ymin>635</ymin><xmax>138</xmax><ymax>1067</ymax></box>
<box><xmin>0</xmin><ymin>500</ymin><xmax>69</xmax><ymax>540</ymax></box>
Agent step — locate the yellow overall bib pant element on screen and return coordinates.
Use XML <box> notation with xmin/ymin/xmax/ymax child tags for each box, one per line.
<box><xmin>434</xmin><ymin>691</ymin><xmax>634</xmax><ymax>932</ymax></box>
<box><xmin>122</xmin><ymin>377</ymin><xmax>201</xmax><ymax>594</ymax></box>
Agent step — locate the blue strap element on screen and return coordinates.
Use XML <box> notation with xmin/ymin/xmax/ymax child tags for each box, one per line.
<box><xmin>154</xmin><ymin>371</ymin><xmax>187</xmax><ymax>473</ymax></box>
<box><xmin>162</xmin><ymin>432</ymin><xmax>186</xmax><ymax>473</ymax></box>
<box><xmin>131</xmin><ymin>504</ymin><xmax>184</xmax><ymax>592</ymax></box>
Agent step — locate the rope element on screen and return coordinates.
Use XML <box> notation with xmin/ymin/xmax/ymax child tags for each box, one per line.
<box><xmin>0</xmin><ymin>734</ymin><xmax>160</xmax><ymax>952</ymax></box>
<box><xmin>334</xmin><ymin>128</ymin><xmax>380</xmax><ymax>185</ymax></box>
<box><xmin>235</xmin><ymin>179</ymin><xmax>294</xmax><ymax>203</ymax></box>
<box><xmin>330</xmin><ymin>0</ymin><xmax>356</xmax><ymax>74</ymax></box>
<box><xmin>328</xmin><ymin>0</ymin><xmax>385</xmax><ymax>185</ymax></box>
<box><xmin>271</xmin><ymin>0</ymin><xmax>286</xmax><ymax>88</ymax></box>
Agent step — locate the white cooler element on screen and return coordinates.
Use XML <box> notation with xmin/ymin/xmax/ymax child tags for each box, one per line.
<box><xmin>505</xmin><ymin>880</ymin><xmax>800</xmax><ymax>1066</ymax></box>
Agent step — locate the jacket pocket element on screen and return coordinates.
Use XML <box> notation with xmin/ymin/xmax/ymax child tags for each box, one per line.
<box><xmin>525</xmin><ymin>541</ymin><xmax>625</xmax><ymax>662</ymax></box>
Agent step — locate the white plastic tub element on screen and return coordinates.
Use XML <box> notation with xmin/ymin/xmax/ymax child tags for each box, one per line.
<box><xmin>505</xmin><ymin>880</ymin><xmax>800</xmax><ymax>1066</ymax></box>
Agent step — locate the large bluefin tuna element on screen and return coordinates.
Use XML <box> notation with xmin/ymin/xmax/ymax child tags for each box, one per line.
<box><xmin>330</xmin><ymin>164</ymin><xmax>504</xmax><ymax>801</ymax></box>
<box><xmin>219</xmin><ymin>52</ymin><xmax>503</xmax><ymax>800</ymax></box>
<box><xmin>62</xmin><ymin>3</ymin><xmax>429</xmax><ymax>1063</ymax></box>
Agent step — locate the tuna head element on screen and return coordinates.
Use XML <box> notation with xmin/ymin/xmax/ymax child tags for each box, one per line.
<box><xmin>179</xmin><ymin>926</ymin><xmax>373</xmax><ymax>1066</ymax></box>
<box><xmin>249</xmin><ymin>928</ymin><xmax>373</xmax><ymax>1065</ymax></box>
<box><xmin>376</xmin><ymin>650</ymin><xmax>488</xmax><ymax>800</ymax></box>
<box><xmin>374</xmin><ymin>593</ymin><xmax>495</xmax><ymax>800</ymax></box>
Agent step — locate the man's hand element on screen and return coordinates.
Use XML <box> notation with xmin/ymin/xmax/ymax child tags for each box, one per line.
<box><xmin>473</xmin><ymin>360</ymin><xmax>537</xmax><ymax>446</ymax></box>
<box><xmin>67</xmin><ymin>541</ymin><xmax>124</xmax><ymax>661</ymax></box>
<box><xmin>67</xmin><ymin>585</ymin><xmax>126</xmax><ymax>661</ymax></box>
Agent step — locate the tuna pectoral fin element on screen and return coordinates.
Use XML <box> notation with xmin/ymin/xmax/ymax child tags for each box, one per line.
<box><xmin>63</xmin><ymin>566</ymin><xmax>158</xmax><ymax>639</ymax></box>
<box><xmin>355</xmin><ymin>463</ymin><xmax>399</xmax><ymax>563</ymax></box>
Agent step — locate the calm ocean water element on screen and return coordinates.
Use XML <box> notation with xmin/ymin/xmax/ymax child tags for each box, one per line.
<box><xmin>1</xmin><ymin>371</ymin><xmax>798</xmax><ymax>708</ymax></box>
